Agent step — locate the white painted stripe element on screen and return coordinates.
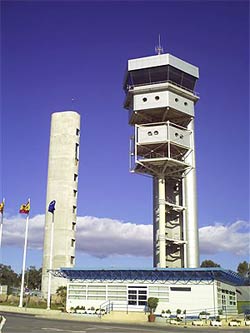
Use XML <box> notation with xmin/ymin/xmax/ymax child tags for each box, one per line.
<box><xmin>41</xmin><ymin>328</ymin><xmax>86</xmax><ymax>333</ymax></box>
<box><xmin>91</xmin><ymin>325</ymin><xmax>154</xmax><ymax>332</ymax></box>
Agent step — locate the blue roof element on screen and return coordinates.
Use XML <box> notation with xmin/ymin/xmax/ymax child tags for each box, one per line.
<box><xmin>52</xmin><ymin>267</ymin><xmax>244</xmax><ymax>286</ymax></box>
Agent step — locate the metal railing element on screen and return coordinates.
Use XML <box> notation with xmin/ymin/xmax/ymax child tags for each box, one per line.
<box><xmin>127</xmin><ymin>79</ymin><xmax>199</xmax><ymax>96</ymax></box>
<box><xmin>98</xmin><ymin>299</ymin><xmax>113</xmax><ymax>317</ymax></box>
<box><xmin>125</xmin><ymin>79</ymin><xmax>199</xmax><ymax>99</ymax></box>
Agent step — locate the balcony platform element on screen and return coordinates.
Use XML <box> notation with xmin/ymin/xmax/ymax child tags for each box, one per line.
<box><xmin>133</xmin><ymin>157</ymin><xmax>191</xmax><ymax>177</ymax></box>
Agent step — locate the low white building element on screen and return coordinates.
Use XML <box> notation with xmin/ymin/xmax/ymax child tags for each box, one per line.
<box><xmin>53</xmin><ymin>268</ymin><xmax>244</xmax><ymax>317</ymax></box>
<box><xmin>0</xmin><ymin>285</ymin><xmax>7</xmax><ymax>295</ymax></box>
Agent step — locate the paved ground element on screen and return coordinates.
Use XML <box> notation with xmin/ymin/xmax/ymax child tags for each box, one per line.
<box><xmin>2</xmin><ymin>312</ymin><xmax>250</xmax><ymax>333</ymax></box>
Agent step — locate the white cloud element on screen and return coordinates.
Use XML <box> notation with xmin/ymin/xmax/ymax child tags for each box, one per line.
<box><xmin>199</xmin><ymin>220</ymin><xmax>250</xmax><ymax>256</ymax></box>
<box><xmin>76</xmin><ymin>216</ymin><xmax>152</xmax><ymax>257</ymax></box>
<box><xmin>3</xmin><ymin>214</ymin><xmax>45</xmax><ymax>250</ymax></box>
<box><xmin>2</xmin><ymin>215</ymin><xmax>249</xmax><ymax>258</ymax></box>
<box><xmin>2</xmin><ymin>215</ymin><xmax>153</xmax><ymax>258</ymax></box>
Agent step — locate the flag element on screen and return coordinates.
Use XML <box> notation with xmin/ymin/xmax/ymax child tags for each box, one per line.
<box><xmin>0</xmin><ymin>201</ymin><xmax>4</xmax><ymax>214</ymax></box>
<box><xmin>19</xmin><ymin>201</ymin><xmax>30</xmax><ymax>214</ymax></box>
<box><xmin>48</xmin><ymin>200</ymin><xmax>56</xmax><ymax>213</ymax></box>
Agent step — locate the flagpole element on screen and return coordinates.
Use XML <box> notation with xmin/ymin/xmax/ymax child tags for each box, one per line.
<box><xmin>0</xmin><ymin>198</ymin><xmax>5</xmax><ymax>248</ymax></box>
<box><xmin>0</xmin><ymin>198</ymin><xmax>5</xmax><ymax>263</ymax></box>
<box><xmin>19</xmin><ymin>199</ymin><xmax>30</xmax><ymax>308</ymax></box>
<box><xmin>47</xmin><ymin>210</ymin><xmax>55</xmax><ymax>310</ymax></box>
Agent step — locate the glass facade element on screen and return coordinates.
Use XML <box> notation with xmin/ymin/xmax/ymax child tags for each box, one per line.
<box><xmin>124</xmin><ymin>65</ymin><xmax>197</xmax><ymax>93</ymax></box>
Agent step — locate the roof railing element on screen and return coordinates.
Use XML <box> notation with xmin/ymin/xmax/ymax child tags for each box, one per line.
<box><xmin>126</xmin><ymin>79</ymin><xmax>199</xmax><ymax>97</ymax></box>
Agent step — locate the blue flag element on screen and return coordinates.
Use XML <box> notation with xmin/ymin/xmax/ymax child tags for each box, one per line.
<box><xmin>48</xmin><ymin>200</ymin><xmax>56</xmax><ymax>213</ymax></box>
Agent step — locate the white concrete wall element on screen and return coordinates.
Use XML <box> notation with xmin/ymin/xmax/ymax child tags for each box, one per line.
<box><xmin>137</xmin><ymin>123</ymin><xmax>190</xmax><ymax>148</ymax></box>
<box><xmin>133</xmin><ymin>90</ymin><xmax>194</xmax><ymax>116</ymax></box>
<box><xmin>128</xmin><ymin>53</ymin><xmax>199</xmax><ymax>78</ymax></box>
<box><xmin>42</xmin><ymin>111</ymin><xmax>81</xmax><ymax>297</ymax></box>
<box><xmin>163</xmin><ymin>284</ymin><xmax>214</xmax><ymax>315</ymax></box>
<box><xmin>137</xmin><ymin>125</ymin><xmax>167</xmax><ymax>144</ymax></box>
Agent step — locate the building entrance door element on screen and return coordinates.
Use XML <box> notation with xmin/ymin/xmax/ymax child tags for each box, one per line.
<box><xmin>128</xmin><ymin>285</ymin><xmax>147</xmax><ymax>308</ymax></box>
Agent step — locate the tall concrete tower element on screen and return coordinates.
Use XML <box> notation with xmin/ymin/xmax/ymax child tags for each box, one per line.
<box><xmin>42</xmin><ymin>111</ymin><xmax>80</xmax><ymax>296</ymax></box>
<box><xmin>123</xmin><ymin>53</ymin><xmax>200</xmax><ymax>268</ymax></box>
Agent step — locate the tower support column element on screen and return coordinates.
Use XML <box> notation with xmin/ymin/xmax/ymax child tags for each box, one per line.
<box><xmin>158</xmin><ymin>177</ymin><xmax>166</xmax><ymax>268</ymax></box>
<box><xmin>184</xmin><ymin>119</ymin><xmax>199</xmax><ymax>267</ymax></box>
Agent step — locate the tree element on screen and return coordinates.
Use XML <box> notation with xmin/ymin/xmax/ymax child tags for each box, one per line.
<box><xmin>56</xmin><ymin>286</ymin><xmax>67</xmax><ymax>308</ymax></box>
<box><xmin>237</xmin><ymin>261</ymin><xmax>250</xmax><ymax>277</ymax></box>
<box><xmin>24</xmin><ymin>266</ymin><xmax>42</xmax><ymax>290</ymax></box>
<box><xmin>0</xmin><ymin>264</ymin><xmax>20</xmax><ymax>287</ymax></box>
<box><xmin>147</xmin><ymin>297</ymin><xmax>159</xmax><ymax>322</ymax></box>
<box><xmin>200</xmin><ymin>260</ymin><xmax>220</xmax><ymax>268</ymax></box>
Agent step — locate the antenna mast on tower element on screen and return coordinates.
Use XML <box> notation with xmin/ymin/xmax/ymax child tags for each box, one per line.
<box><xmin>155</xmin><ymin>34</ymin><xmax>164</xmax><ymax>55</ymax></box>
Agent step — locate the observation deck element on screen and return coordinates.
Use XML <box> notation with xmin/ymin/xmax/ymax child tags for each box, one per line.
<box><xmin>130</xmin><ymin>121</ymin><xmax>193</xmax><ymax>177</ymax></box>
<box><xmin>123</xmin><ymin>53</ymin><xmax>199</xmax><ymax>127</ymax></box>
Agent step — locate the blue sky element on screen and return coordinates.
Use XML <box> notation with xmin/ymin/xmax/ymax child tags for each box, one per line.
<box><xmin>1</xmin><ymin>1</ymin><xmax>249</xmax><ymax>273</ymax></box>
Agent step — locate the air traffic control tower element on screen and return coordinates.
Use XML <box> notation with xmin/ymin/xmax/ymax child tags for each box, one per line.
<box><xmin>123</xmin><ymin>52</ymin><xmax>200</xmax><ymax>268</ymax></box>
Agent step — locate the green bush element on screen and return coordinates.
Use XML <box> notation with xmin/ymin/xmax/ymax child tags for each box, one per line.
<box><xmin>200</xmin><ymin>311</ymin><xmax>210</xmax><ymax>315</ymax></box>
<box><xmin>147</xmin><ymin>297</ymin><xmax>159</xmax><ymax>314</ymax></box>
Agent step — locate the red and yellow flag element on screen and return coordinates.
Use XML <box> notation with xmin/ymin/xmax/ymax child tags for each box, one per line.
<box><xmin>0</xmin><ymin>201</ymin><xmax>4</xmax><ymax>214</ymax></box>
<box><xmin>19</xmin><ymin>201</ymin><xmax>30</xmax><ymax>214</ymax></box>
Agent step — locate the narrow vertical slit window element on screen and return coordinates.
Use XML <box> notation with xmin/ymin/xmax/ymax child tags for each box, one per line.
<box><xmin>70</xmin><ymin>256</ymin><xmax>75</xmax><ymax>265</ymax></box>
<box><xmin>75</xmin><ymin>143</ymin><xmax>79</xmax><ymax>161</ymax></box>
<box><xmin>74</xmin><ymin>173</ymin><xmax>78</xmax><ymax>182</ymax></box>
<box><xmin>73</xmin><ymin>189</ymin><xmax>77</xmax><ymax>198</ymax></box>
<box><xmin>71</xmin><ymin>239</ymin><xmax>75</xmax><ymax>247</ymax></box>
<box><xmin>76</xmin><ymin>128</ymin><xmax>80</xmax><ymax>136</ymax></box>
<box><xmin>72</xmin><ymin>222</ymin><xmax>76</xmax><ymax>230</ymax></box>
<box><xmin>73</xmin><ymin>205</ymin><xmax>77</xmax><ymax>214</ymax></box>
